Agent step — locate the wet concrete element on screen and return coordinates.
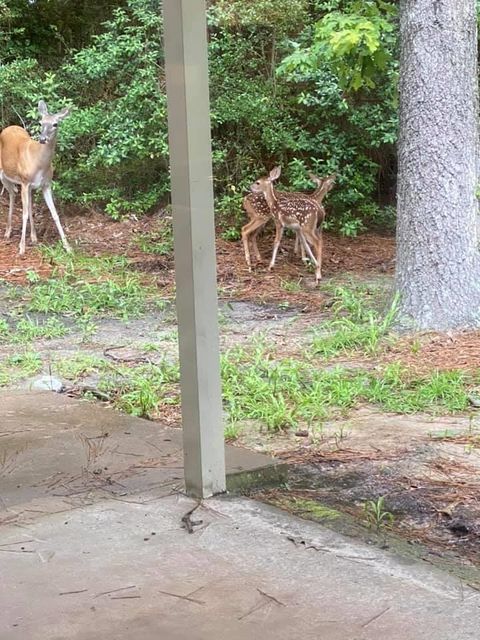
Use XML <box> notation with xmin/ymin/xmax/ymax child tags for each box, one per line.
<box><xmin>1</xmin><ymin>392</ymin><xmax>480</xmax><ymax>639</ymax></box>
<box><xmin>0</xmin><ymin>390</ymin><xmax>286</xmax><ymax>514</ymax></box>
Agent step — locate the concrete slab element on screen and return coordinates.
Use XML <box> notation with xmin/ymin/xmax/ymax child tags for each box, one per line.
<box><xmin>1</xmin><ymin>390</ymin><xmax>479</xmax><ymax>639</ymax></box>
<box><xmin>0</xmin><ymin>495</ymin><xmax>479</xmax><ymax>640</ymax></box>
<box><xmin>0</xmin><ymin>390</ymin><xmax>286</xmax><ymax>513</ymax></box>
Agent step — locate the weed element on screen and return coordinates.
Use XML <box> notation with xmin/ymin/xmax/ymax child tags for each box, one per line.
<box><xmin>0</xmin><ymin>351</ymin><xmax>43</xmax><ymax>386</ymax></box>
<box><xmin>281</xmin><ymin>278</ymin><xmax>302</xmax><ymax>293</ymax></box>
<box><xmin>220</xmin><ymin>341</ymin><xmax>472</xmax><ymax>433</ymax></box>
<box><xmin>309</xmin><ymin>423</ymin><xmax>325</xmax><ymax>445</ymax></box>
<box><xmin>28</xmin><ymin>248</ymin><xmax>151</xmax><ymax>319</ymax></box>
<box><xmin>289</xmin><ymin>498</ymin><xmax>341</xmax><ymax>521</ymax></box>
<box><xmin>10</xmin><ymin>316</ymin><xmax>69</xmax><ymax>343</ymax></box>
<box><xmin>76</xmin><ymin>315</ymin><xmax>98</xmax><ymax>343</ymax></box>
<box><xmin>312</xmin><ymin>289</ymin><xmax>399</xmax><ymax>357</ymax></box>
<box><xmin>333</xmin><ymin>424</ymin><xmax>350</xmax><ymax>449</ymax></box>
<box><xmin>135</xmin><ymin>219</ymin><xmax>173</xmax><ymax>256</ymax></box>
<box><xmin>141</xmin><ymin>342</ymin><xmax>161</xmax><ymax>353</ymax></box>
<box><xmin>221</xmin><ymin>227</ymin><xmax>241</xmax><ymax>242</ymax></box>
<box><xmin>363</xmin><ymin>496</ymin><xmax>394</xmax><ymax>533</ymax></box>
<box><xmin>157</xmin><ymin>328</ymin><xmax>178</xmax><ymax>342</ymax></box>
<box><xmin>99</xmin><ymin>360</ymin><xmax>180</xmax><ymax>418</ymax></box>
<box><xmin>410</xmin><ymin>338</ymin><xmax>421</xmax><ymax>354</ymax></box>
<box><xmin>0</xmin><ymin>318</ymin><xmax>9</xmax><ymax>338</ymax></box>
<box><xmin>224</xmin><ymin>423</ymin><xmax>241</xmax><ymax>441</ymax></box>
<box><xmin>26</xmin><ymin>270</ymin><xmax>40</xmax><ymax>284</ymax></box>
<box><xmin>53</xmin><ymin>354</ymin><xmax>108</xmax><ymax>380</ymax></box>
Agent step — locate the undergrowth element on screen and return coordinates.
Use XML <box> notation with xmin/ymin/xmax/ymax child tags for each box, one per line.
<box><xmin>0</xmin><ymin>316</ymin><xmax>69</xmax><ymax>344</ymax></box>
<box><xmin>221</xmin><ymin>344</ymin><xmax>470</xmax><ymax>433</ymax></box>
<box><xmin>0</xmin><ymin>280</ymin><xmax>473</xmax><ymax>435</ymax></box>
<box><xmin>25</xmin><ymin>246</ymin><xmax>152</xmax><ymax>319</ymax></box>
<box><xmin>312</xmin><ymin>284</ymin><xmax>399</xmax><ymax>357</ymax></box>
<box><xmin>0</xmin><ymin>351</ymin><xmax>42</xmax><ymax>386</ymax></box>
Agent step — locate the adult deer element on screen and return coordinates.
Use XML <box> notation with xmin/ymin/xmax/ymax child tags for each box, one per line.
<box><xmin>0</xmin><ymin>100</ymin><xmax>71</xmax><ymax>255</ymax></box>
<box><xmin>248</xmin><ymin>166</ymin><xmax>324</xmax><ymax>282</ymax></box>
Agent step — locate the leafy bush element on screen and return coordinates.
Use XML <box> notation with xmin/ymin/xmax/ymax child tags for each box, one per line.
<box><xmin>0</xmin><ymin>0</ymin><xmax>399</xmax><ymax>234</ymax></box>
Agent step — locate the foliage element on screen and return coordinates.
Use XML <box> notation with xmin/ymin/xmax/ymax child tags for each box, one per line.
<box><xmin>0</xmin><ymin>0</ymin><xmax>399</xmax><ymax>233</ymax></box>
<box><xmin>0</xmin><ymin>0</ymin><xmax>167</xmax><ymax>217</ymax></box>
<box><xmin>221</xmin><ymin>342</ymin><xmax>471</xmax><ymax>432</ymax></box>
<box><xmin>0</xmin><ymin>351</ymin><xmax>42</xmax><ymax>386</ymax></box>
<box><xmin>26</xmin><ymin>247</ymin><xmax>152</xmax><ymax>319</ymax></box>
<box><xmin>280</xmin><ymin>1</ymin><xmax>397</xmax><ymax>91</ymax></box>
<box><xmin>0</xmin><ymin>316</ymin><xmax>69</xmax><ymax>344</ymax></box>
<box><xmin>363</xmin><ymin>496</ymin><xmax>394</xmax><ymax>532</ymax></box>
<box><xmin>99</xmin><ymin>360</ymin><xmax>180</xmax><ymax>418</ymax></box>
<box><xmin>276</xmin><ymin>0</ymin><xmax>398</xmax><ymax>232</ymax></box>
<box><xmin>311</xmin><ymin>285</ymin><xmax>399</xmax><ymax>357</ymax></box>
<box><xmin>135</xmin><ymin>217</ymin><xmax>174</xmax><ymax>255</ymax></box>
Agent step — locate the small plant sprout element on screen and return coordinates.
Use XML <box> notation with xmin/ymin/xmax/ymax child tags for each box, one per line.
<box><xmin>364</xmin><ymin>496</ymin><xmax>394</xmax><ymax>533</ymax></box>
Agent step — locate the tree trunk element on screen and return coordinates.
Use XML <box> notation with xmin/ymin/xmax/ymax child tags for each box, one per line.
<box><xmin>396</xmin><ymin>0</ymin><xmax>480</xmax><ymax>330</ymax></box>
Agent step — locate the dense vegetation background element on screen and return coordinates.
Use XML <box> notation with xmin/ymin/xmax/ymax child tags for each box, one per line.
<box><xmin>0</xmin><ymin>0</ymin><xmax>399</xmax><ymax>236</ymax></box>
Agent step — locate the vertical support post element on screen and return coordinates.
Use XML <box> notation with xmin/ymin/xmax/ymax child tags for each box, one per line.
<box><xmin>163</xmin><ymin>0</ymin><xmax>226</xmax><ymax>497</ymax></box>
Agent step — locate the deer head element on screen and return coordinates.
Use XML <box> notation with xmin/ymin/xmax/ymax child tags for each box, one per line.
<box><xmin>249</xmin><ymin>166</ymin><xmax>281</xmax><ymax>193</ymax></box>
<box><xmin>309</xmin><ymin>173</ymin><xmax>336</xmax><ymax>188</ymax></box>
<box><xmin>38</xmin><ymin>100</ymin><xmax>70</xmax><ymax>145</ymax></box>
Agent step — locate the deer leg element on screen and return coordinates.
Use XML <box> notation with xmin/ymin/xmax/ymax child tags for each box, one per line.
<box><xmin>251</xmin><ymin>226</ymin><xmax>265</xmax><ymax>262</ymax></box>
<box><xmin>315</xmin><ymin>228</ymin><xmax>323</xmax><ymax>281</ymax></box>
<box><xmin>241</xmin><ymin>217</ymin><xmax>267</xmax><ymax>270</ymax></box>
<box><xmin>298</xmin><ymin>229</ymin><xmax>318</xmax><ymax>266</ymax></box>
<box><xmin>42</xmin><ymin>185</ymin><xmax>71</xmax><ymax>252</ymax></box>
<box><xmin>294</xmin><ymin>232</ymin><xmax>307</xmax><ymax>261</ymax></box>
<box><xmin>2</xmin><ymin>179</ymin><xmax>16</xmax><ymax>240</ymax></box>
<box><xmin>19</xmin><ymin>185</ymin><xmax>31</xmax><ymax>256</ymax></box>
<box><xmin>268</xmin><ymin>222</ymin><xmax>285</xmax><ymax>271</ymax></box>
<box><xmin>303</xmin><ymin>228</ymin><xmax>323</xmax><ymax>281</ymax></box>
<box><xmin>28</xmin><ymin>188</ymin><xmax>37</xmax><ymax>244</ymax></box>
<box><xmin>294</xmin><ymin>233</ymin><xmax>299</xmax><ymax>255</ymax></box>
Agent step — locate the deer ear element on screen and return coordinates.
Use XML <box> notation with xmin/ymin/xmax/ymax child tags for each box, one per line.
<box><xmin>308</xmin><ymin>172</ymin><xmax>322</xmax><ymax>185</ymax></box>
<box><xmin>56</xmin><ymin>107</ymin><xmax>70</xmax><ymax>120</ymax></box>
<box><xmin>269</xmin><ymin>166</ymin><xmax>281</xmax><ymax>181</ymax></box>
<box><xmin>38</xmin><ymin>100</ymin><xmax>48</xmax><ymax>117</ymax></box>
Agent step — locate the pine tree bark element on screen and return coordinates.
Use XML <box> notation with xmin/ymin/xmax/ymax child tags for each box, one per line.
<box><xmin>396</xmin><ymin>0</ymin><xmax>480</xmax><ymax>330</ymax></box>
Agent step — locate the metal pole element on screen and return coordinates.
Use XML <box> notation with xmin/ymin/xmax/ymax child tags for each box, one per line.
<box><xmin>163</xmin><ymin>0</ymin><xmax>226</xmax><ymax>497</ymax></box>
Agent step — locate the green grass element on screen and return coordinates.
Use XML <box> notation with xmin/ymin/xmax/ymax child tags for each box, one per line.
<box><xmin>0</xmin><ymin>276</ymin><xmax>469</xmax><ymax>434</ymax></box>
<box><xmin>0</xmin><ymin>314</ymin><xmax>70</xmax><ymax>345</ymax></box>
<box><xmin>52</xmin><ymin>355</ymin><xmax>180</xmax><ymax>418</ymax></box>
<box><xmin>312</xmin><ymin>285</ymin><xmax>399</xmax><ymax>357</ymax></box>
<box><xmin>288</xmin><ymin>498</ymin><xmax>341</xmax><ymax>521</ymax></box>
<box><xmin>53</xmin><ymin>354</ymin><xmax>109</xmax><ymax>380</ymax></box>
<box><xmin>0</xmin><ymin>318</ymin><xmax>9</xmax><ymax>339</ymax></box>
<box><xmin>98</xmin><ymin>360</ymin><xmax>180</xmax><ymax>418</ymax></box>
<box><xmin>134</xmin><ymin>219</ymin><xmax>173</xmax><ymax>256</ymax></box>
<box><xmin>24</xmin><ymin>247</ymin><xmax>152</xmax><ymax>319</ymax></box>
<box><xmin>220</xmin><ymin>343</ymin><xmax>471</xmax><ymax>432</ymax></box>
<box><xmin>12</xmin><ymin>336</ymin><xmax>471</xmax><ymax>433</ymax></box>
<box><xmin>281</xmin><ymin>278</ymin><xmax>303</xmax><ymax>293</ymax></box>
<box><xmin>0</xmin><ymin>351</ymin><xmax>43</xmax><ymax>386</ymax></box>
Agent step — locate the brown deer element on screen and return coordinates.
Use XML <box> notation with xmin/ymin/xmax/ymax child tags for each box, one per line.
<box><xmin>248</xmin><ymin>166</ymin><xmax>325</xmax><ymax>282</ymax></box>
<box><xmin>294</xmin><ymin>172</ymin><xmax>336</xmax><ymax>260</ymax></box>
<box><xmin>0</xmin><ymin>100</ymin><xmax>71</xmax><ymax>255</ymax></box>
<box><xmin>241</xmin><ymin>168</ymin><xmax>335</xmax><ymax>277</ymax></box>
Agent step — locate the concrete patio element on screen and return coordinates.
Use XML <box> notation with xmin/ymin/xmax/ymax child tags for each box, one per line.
<box><xmin>1</xmin><ymin>391</ymin><xmax>479</xmax><ymax>639</ymax></box>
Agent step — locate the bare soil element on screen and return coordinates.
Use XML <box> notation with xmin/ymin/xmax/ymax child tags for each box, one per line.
<box><xmin>244</xmin><ymin>409</ymin><xmax>480</xmax><ymax>582</ymax></box>
<box><xmin>1</xmin><ymin>201</ymin><xmax>480</xmax><ymax>580</ymax></box>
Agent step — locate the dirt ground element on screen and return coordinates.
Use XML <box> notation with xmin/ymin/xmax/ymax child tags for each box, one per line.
<box><xmin>1</xmin><ymin>202</ymin><xmax>480</xmax><ymax>583</ymax></box>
